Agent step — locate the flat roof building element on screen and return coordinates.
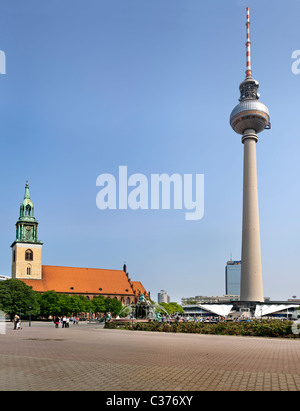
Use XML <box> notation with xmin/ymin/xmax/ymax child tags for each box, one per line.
<box><xmin>225</xmin><ymin>260</ymin><xmax>241</xmax><ymax>296</ymax></box>
<box><xmin>158</xmin><ymin>290</ymin><xmax>170</xmax><ymax>304</ymax></box>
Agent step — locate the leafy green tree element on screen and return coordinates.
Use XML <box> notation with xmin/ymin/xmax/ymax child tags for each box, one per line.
<box><xmin>0</xmin><ymin>279</ymin><xmax>40</xmax><ymax>319</ymax></box>
<box><xmin>105</xmin><ymin>297</ymin><xmax>123</xmax><ymax>316</ymax></box>
<box><xmin>69</xmin><ymin>294</ymin><xmax>90</xmax><ymax>315</ymax></box>
<box><xmin>90</xmin><ymin>295</ymin><xmax>106</xmax><ymax>314</ymax></box>
<box><xmin>159</xmin><ymin>302</ymin><xmax>184</xmax><ymax>315</ymax></box>
<box><xmin>58</xmin><ymin>294</ymin><xmax>72</xmax><ymax>315</ymax></box>
<box><xmin>38</xmin><ymin>290</ymin><xmax>61</xmax><ymax>317</ymax></box>
<box><xmin>38</xmin><ymin>291</ymin><xmax>91</xmax><ymax>317</ymax></box>
<box><xmin>0</xmin><ymin>281</ymin><xmax>130</xmax><ymax>320</ymax></box>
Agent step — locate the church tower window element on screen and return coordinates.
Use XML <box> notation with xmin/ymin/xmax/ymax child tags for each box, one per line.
<box><xmin>25</xmin><ymin>249</ymin><xmax>33</xmax><ymax>261</ymax></box>
<box><xmin>25</xmin><ymin>204</ymin><xmax>32</xmax><ymax>216</ymax></box>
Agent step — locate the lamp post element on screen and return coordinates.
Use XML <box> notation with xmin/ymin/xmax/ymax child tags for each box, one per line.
<box><xmin>131</xmin><ymin>303</ymin><xmax>135</xmax><ymax>327</ymax></box>
<box><xmin>28</xmin><ymin>305</ymin><xmax>32</xmax><ymax>327</ymax></box>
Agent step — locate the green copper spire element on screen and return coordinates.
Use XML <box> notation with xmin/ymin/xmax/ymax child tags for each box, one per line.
<box><xmin>20</xmin><ymin>181</ymin><xmax>35</xmax><ymax>219</ymax></box>
<box><xmin>11</xmin><ymin>182</ymin><xmax>43</xmax><ymax>246</ymax></box>
<box><xmin>24</xmin><ymin>180</ymin><xmax>31</xmax><ymax>200</ymax></box>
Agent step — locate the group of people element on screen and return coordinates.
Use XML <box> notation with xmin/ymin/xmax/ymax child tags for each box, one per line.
<box><xmin>157</xmin><ymin>314</ymin><xmax>228</xmax><ymax>324</ymax></box>
<box><xmin>13</xmin><ymin>315</ymin><xmax>22</xmax><ymax>330</ymax></box>
<box><xmin>53</xmin><ymin>315</ymin><xmax>79</xmax><ymax>328</ymax></box>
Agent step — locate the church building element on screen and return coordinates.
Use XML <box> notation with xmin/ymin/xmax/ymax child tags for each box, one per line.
<box><xmin>11</xmin><ymin>182</ymin><xmax>150</xmax><ymax>305</ymax></box>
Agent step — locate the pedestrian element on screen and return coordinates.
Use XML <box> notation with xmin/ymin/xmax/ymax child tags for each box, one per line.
<box><xmin>62</xmin><ymin>316</ymin><xmax>66</xmax><ymax>328</ymax></box>
<box><xmin>54</xmin><ymin>316</ymin><xmax>60</xmax><ymax>328</ymax></box>
<box><xmin>16</xmin><ymin>317</ymin><xmax>22</xmax><ymax>330</ymax></box>
<box><xmin>13</xmin><ymin>315</ymin><xmax>19</xmax><ymax>330</ymax></box>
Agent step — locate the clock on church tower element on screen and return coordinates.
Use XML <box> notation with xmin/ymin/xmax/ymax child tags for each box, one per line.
<box><xmin>11</xmin><ymin>182</ymin><xmax>43</xmax><ymax>280</ymax></box>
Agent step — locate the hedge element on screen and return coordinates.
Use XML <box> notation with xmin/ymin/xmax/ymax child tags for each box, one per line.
<box><xmin>105</xmin><ymin>319</ymin><xmax>298</xmax><ymax>338</ymax></box>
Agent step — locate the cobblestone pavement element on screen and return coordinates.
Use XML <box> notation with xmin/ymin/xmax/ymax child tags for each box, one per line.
<box><xmin>1</xmin><ymin>321</ymin><xmax>300</xmax><ymax>391</ymax></box>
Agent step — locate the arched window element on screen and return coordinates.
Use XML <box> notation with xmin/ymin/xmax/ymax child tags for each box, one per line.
<box><xmin>25</xmin><ymin>249</ymin><xmax>33</xmax><ymax>261</ymax></box>
<box><xmin>27</xmin><ymin>266</ymin><xmax>31</xmax><ymax>275</ymax></box>
<box><xmin>25</xmin><ymin>205</ymin><xmax>31</xmax><ymax>216</ymax></box>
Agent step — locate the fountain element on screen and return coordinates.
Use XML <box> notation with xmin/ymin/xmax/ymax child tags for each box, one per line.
<box><xmin>115</xmin><ymin>294</ymin><xmax>169</xmax><ymax>323</ymax></box>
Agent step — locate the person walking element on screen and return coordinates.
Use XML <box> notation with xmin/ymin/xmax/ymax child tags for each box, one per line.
<box><xmin>16</xmin><ymin>317</ymin><xmax>22</xmax><ymax>330</ymax></box>
<box><xmin>13</xmin><ymin>315</ymin><xmax>19</xmax><ymax>330</ymax></box>
<box><xmin>54</xmin><ymin>316</ymin><xmax>60</xmax><ymax>328</ymax></box>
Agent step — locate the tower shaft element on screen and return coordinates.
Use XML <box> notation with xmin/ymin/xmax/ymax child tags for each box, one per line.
<box><xmin>240</xmin><ymin>129</ymin><xmax>263</xmax><ymax>302</ymax></box>
<box><xmin>230</xmin><ymin>7</ymin><xmax>270</xmax><ymax>303</ymax></box>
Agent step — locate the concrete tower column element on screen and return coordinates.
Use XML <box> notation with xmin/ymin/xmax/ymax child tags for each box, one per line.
<box><xmin>240</xmin><ymin>129</ymin><xmax>263</xmax><ymax>302</ymax></box>
<box><xmin>230</xmin><ymin>8</ymin><xmax>270</xmax><ymax>303</ymax></box>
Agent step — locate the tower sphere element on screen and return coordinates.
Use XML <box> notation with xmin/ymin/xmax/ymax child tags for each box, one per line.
<box><xmin>230</xmin><ymin>6</ymin><xmax>270</xmax><ymax>136</ymax></box>
<box><xmin>230</xmin><ymin>98</ymin><xmax>270</xmax><ymax>135</ymax></box>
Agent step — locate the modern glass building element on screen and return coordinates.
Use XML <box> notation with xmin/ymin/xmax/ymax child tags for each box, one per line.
<box><xmin>225</xmin><ymin>260</ymin><xmax>241</xmax><ymax>296</ymax></box>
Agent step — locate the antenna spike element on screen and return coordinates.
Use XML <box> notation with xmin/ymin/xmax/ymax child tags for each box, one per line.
<box><xmin>245</xmin><ymin>7</ymin><xmax>252</xmax><ymax>78</ymax></box>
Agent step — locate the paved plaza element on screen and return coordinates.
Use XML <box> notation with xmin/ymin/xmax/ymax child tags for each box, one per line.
<box><xmin>1</xmin><ymin>321</ymin><xmax>300</xmax><ymax>391</ymax></box>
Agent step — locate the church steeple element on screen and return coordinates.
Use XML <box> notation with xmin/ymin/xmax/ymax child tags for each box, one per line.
<box><xmin>11</xmin><ymin>182</ymin><xmax>43</xmax><ymax>280</ymax></box>
<box><xmin>13</xmin><ymin>181</ymin><xmax>41</xmax><ymax>244</ymax></box>
<box><xmin>24</xmin><ymin>181</ymin><xmax>31</xmax><ymax>200</ymax></box>
<box><xmin>19</xmin><ymin>181</ymin><xmax>35</xmax><ymax>220</ymax></box>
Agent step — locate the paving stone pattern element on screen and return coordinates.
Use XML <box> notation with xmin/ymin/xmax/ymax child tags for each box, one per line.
<box><xmin>1</xmin><ymin>321</ymin><xmax>300</xmax><ymax>391</ymax></box>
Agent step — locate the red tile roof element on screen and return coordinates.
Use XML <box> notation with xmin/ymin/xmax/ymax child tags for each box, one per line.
<box><xmin>22</xmin><ymin>265</ymin><xmax>137</xmax><ymax>296</ymax></box>
<box><xmin>131</xmin><ymin>281</ymin><xmax>149</xmax><ymax>297</ymax></box>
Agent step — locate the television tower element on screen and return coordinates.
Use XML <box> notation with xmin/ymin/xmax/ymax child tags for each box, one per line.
<box><xmin>229</xmin><ymin>8</ymin><xmax>270</xmax><ymax>302</ymax></box>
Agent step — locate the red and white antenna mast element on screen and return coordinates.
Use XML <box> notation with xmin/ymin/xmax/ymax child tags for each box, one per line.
<box><xmin>245</xmin><ymin>7</ymin><xmax>252</xmax><ymax>78</ymax></box>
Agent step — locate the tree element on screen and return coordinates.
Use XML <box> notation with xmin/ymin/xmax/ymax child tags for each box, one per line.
<box><xmin>159</xmin><ymin>302</ymin><xmax>184</xmax><ymax>315</ymax></box>
<box><xmin>58</xmin><ymin>294</ymin><xmax>72</xmax><ymax>316</ymax></box>
<box><xmin>90</xmin><ymin>295</ymin><xmax>106</xmax><ymax>314</ymax></box>
<box><xmin>39</xmin><ymin>291</ymin><xmax>92</xmax><ymax>316</ymax></box>
<box><xmin>38</xmin><ymin>290</ymin><xmax>61</xmax><ymax>317</ymax></box>
<box><xmin>69</xmin><ymin>295</ymin><xmax>90</xmax><ymax>315</ymax></box>
<box><xmin>105</xmin><ymin>297</ymin><xmax>123</xmax><ymax>316</ymax></box>
<box><xmin>0</xmin><ymin>279</ymin><xmax>40</xmax><ymax>319</ymax></box>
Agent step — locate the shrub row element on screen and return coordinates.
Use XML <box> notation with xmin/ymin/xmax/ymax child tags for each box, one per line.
<box><xmin>105</xmin><ymin>319</ymin><xmax>298</xmax><ymax>338</ymax></box>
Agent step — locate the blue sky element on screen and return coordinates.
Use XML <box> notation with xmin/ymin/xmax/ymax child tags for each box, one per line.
<box><xmin>0</xmin><ymin>0</ymin><xmax>299</xmax><ymax>303</ymax></box>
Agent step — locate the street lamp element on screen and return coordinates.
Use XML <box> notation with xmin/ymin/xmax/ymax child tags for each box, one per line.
<box><xmin>131</xmin><ymin>303</ymin><xmax>135</xmax><ymax>327</ymax></box>
<box><xmin>29</xmin><ymin>305</ymin><xmax>32</xmax><ymax>327</ymax></box>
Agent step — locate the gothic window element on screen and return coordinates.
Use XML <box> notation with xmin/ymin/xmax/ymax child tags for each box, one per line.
<box><xmin>27</xmin><ymin>266</ymin><xmax>31</xmax><ymax>275</ymax></box>
<box><xmin>25</xmin><ymin>249</ymin><xmax>33</xmax><ymax>261</ymax></box>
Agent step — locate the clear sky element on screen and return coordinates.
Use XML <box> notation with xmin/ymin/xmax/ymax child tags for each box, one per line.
<box><xmin>0</xmin><ymin>0</ymin><xmax>299</xmax><ymax>303</ymax></box>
